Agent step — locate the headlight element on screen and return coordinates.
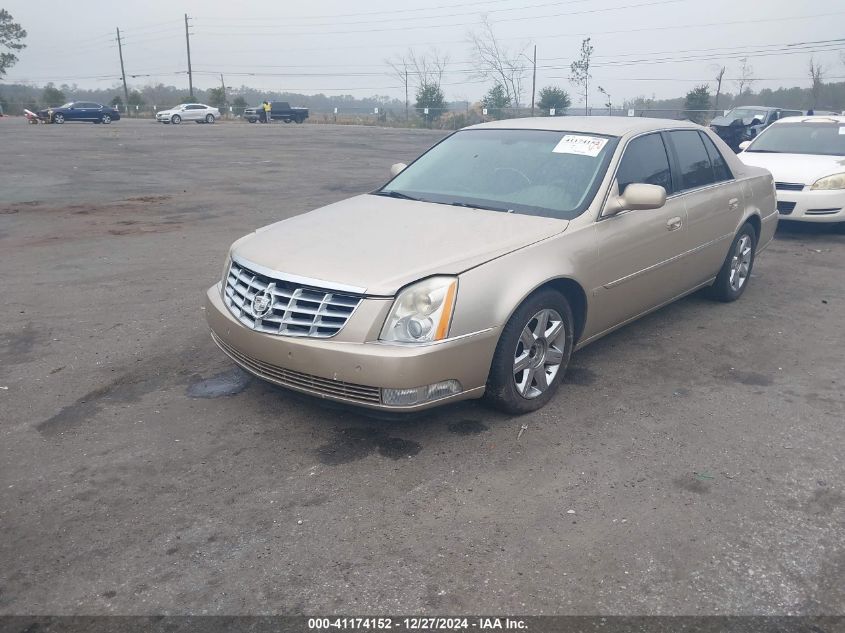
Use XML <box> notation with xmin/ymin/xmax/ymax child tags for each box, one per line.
<box><xmin>810</xmin><ymin>173</ymin><xmax>845</xmax><ymax>190</ymax></box>
<box><xmin>380</xmin><ymin>276</ymin><xmax>458</xmax><ymax>344</ymax></box>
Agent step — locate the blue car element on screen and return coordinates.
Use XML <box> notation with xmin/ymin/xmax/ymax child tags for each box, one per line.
<box><xmin>38</xmin><ymin>101</ymin><xmax>121</xmax><ymax>124</ymax></box>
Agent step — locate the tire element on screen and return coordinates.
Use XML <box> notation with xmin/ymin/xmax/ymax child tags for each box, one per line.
<box><xmin>283</xmin><ymin>118</ymin><xmax>291</xmax><ymax>123</ymax></box>
<box><xmin>205</xmin><ymin>113</ymin><xmax>215</xmax><ymax>123</ymax></box>
<box><xmin>707</xmin><ymin>222</ymin><xmax>757</xmax><ymax>302</ymax></box>
<box><xmin>295</xmin><ymin>117</ymin><xmax>304</xmax><ymax>124</ymax></box>
<box><xmin>484</xmin><ymin>289</ymin><xmax>574</xmax><ymax>414</ymax></box>
<box><xmin>171</xmin><ymin>114</ymin><xmax>181</xmax><ymax>124</ymax></box>
<box><xmin>53</xmin><ymin>113</ymin><xmax>65</xmax><ymax>124</ymax></box>
<box><xmin>247</xmin><ymin>117</ymin><xmax>257</xmax><ymax>124</ymax></box>
<box><xmin>101</xmin><ymin>114</ymin><xmax>111</xmax><ymax>124</ymax></box>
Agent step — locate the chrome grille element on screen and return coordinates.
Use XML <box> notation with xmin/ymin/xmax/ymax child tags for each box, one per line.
<box><xmin>212</xmin><ymin>333</ymin><xmax>381</xmax><ymax>404</ymax></box>
<box><xmin>224</xmin><ymin>259</ymin><xmax>362</xmax><ymax>338</ymax></box>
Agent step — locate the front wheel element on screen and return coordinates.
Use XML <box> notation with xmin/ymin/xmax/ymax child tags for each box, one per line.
<box><xmin>53</xmin><ymin>113</ymin><xmax>65</xmax><ymax>124</ymax></box>
<box><xmin>205</xmin><ymin>113</ymin><xmax>215</xmax><ymax>123</ymax></box>
<box><xmin>171</xmin><ymin>114</ymin><xmax>181</xmax><ymax>124</ymax></box>
<box><xmin>484</xmin><ymin>289</ymin><xmax>574</xmax><ymax>414</ymax></box>
<box><xmin>707</xmin><ymin>223</ymin><xmax>757</xmax><ymax>302</ymax></box>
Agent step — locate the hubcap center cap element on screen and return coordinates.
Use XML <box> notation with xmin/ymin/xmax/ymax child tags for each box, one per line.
<box><xmin>529</xmin><ymin>339</ymin><xmax>547</xmax><ymax>366</ymax></box>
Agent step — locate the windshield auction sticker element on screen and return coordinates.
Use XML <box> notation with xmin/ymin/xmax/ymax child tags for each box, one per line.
<box><xmin>552</xmin><ymin>134</ymin><xmax>608</xmax><ymax>157</ymax></box>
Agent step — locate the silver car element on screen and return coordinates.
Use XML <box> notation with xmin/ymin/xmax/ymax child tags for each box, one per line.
<box><xmin>156</xmin><ymin>103</ymin><xmax>220</xmax><ymax>124</ymax></box>
<box><xmin>205</xmin><ymin>117</ymin><xmax>777</xmax><ymax>413</ymax></box>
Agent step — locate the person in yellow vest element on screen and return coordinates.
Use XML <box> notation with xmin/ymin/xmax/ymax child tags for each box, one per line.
<box><xmin>262</xmin><ymin>101</ymin><xmax>272</xmax><ymax>124</ymax></box>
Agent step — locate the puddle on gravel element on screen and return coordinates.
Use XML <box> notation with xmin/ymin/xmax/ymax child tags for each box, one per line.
<box><xmin>186</xmin><ymin>368</ymin><xmax>252</xmax><ymax>398</ymax></box>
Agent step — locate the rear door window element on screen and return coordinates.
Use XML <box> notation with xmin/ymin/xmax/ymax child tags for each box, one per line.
<box><xmin>667</xmin><ymin>130</ymin><xmax>716</xmax><ymax>191</ymax></box>
<box><xmin>616</xmin><ymin>133</ymin><xmax>673</xmax><ymax>195</ymax></box>
<box><xmin>699</xmin><ymin>132</ymin><xmax>733</xmax><ymax>182</ymax></box>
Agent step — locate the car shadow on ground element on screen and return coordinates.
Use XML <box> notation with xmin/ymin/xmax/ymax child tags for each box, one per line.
<box><xmin>775</xmin><ymin>220</ymin><xmax>844</xmax><ymax>240</ymax></box>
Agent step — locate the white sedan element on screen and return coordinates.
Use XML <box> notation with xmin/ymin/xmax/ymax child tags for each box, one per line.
<box><xmin>738</xmin><ymin>115</ymin><xmax>845</xmax><ymax>226</ymax></box>
<box><xmin>155</xmin><ymin>103</ymin><xmax>220</xmax><ymax>124</ymax></box>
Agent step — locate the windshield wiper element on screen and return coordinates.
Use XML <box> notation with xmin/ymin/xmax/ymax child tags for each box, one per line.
<box><xmin>745</xmin><ymin>149</ymin><xmax>780</xmax><ymax>153</ymax></box>
<box><xmin>450</xmin><ymin>201</ymin><xmax>512</xmax><ymax>213</ymax></box>
<box><xmin>371</xmin><ymin>190</ymin><xmax>421</xmax><ymax>201</ymax></box>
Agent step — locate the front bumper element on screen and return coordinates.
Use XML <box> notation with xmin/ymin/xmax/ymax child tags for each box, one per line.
<box><xmin>776</xmin><ymin>188</ymin><xmax>845</xmax><ymax>223</ymax></box>
<box><xmin>205</xmin><ymin>284</ymin><xmax>498</xmax><ymax>411</ymax></box>
<box><xmin>156</xmin><ymin>114</ymin><xmax>172</xmax><ymax>122</ymax></box>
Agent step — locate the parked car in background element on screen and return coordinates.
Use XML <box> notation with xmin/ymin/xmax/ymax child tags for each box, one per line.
<box><xmin>156</xmin><ymin>103</ymin><xmax>220</xmax><ymax>124</ymax></box>
<box><xmin>710</xmin><ymin>106</ymin><xmax>803</xmax><ymax>152</ymax></box>
<box><xmin>738</xmin><ymin>115</ymin><xmax>845</xmax><ymax>227</ymax></box>
<box><xmin>244</xmin><ymin>101</ymin><xmax>309</xmax><ymax>124</ymax></box>
<box><xmin>38</xmin><ymin>102</ymin><xmax>121</xmax><ymax>124</ymax></box>
<box><xmin>205</xmin><ymin>117</ymin><xmax>776</xmax><ymax>414</ymax></box>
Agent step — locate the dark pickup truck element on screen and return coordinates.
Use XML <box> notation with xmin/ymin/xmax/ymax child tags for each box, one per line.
<box><xmin>244</xmin><ymin>101</ymin><xmax>309</xmax><ymax>124</ymax></box>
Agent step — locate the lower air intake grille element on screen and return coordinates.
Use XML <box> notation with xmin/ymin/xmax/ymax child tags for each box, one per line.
<box><xmin>212</xmin><ymin>333</ymin><xmax>382</xmax><ymax>405</ymax></box>
<box><xmin>777</xmin><ymin>201</ymin><xmax>796</xmax><ymax>215</ymax></box>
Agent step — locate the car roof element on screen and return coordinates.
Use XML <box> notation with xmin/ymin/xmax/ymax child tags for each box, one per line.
<box><xmin>466</xmin><ymin>116</ymin><xmax>703</xmax><ymax>137</ymax></box>
<box><xmin>774</xmin><ymin>115</ymin><xmax>845</xmax><ymax>124</ymax></box>
<box><xmin>729</xmin><ymin>105</ymin><xmax>779</xmax><ymax>111</ymax></box>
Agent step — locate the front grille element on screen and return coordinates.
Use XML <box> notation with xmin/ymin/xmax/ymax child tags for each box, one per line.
<box><xmin>777</xmin><ymin>201</ymin><xmax>796</xmax><ymax>215</ymax></box>
<box><xmin>775</xmin><ymin>182</ymin><xmax>805</xmax><ymax>191</ymax></box>
<box><xmin>224</xmin><ymin>259</ymin><xmax>362</xmax><ymax>338</ymax></box>
<box><xmin>212</xmin><ymin>332</ymin><xmax>382</xmax><ymax>405</ymax></box>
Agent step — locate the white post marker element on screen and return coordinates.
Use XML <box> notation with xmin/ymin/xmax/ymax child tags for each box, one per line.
<box><xmin>374</xmin><ymin>107</ymin><xmax>379</xmax><ymax>114</ymax></box>
<box><xmin>549</xmin><ymin>108</ymin><xmax>555</xmax><ymax>116</ymax></box>
<box><xmin>333</xmin><ymin>107</ymin><xmax>338</xmax><ymax>114</ymax></box>
<box><xmin>628</xmin><ymin>109</ymin><xmax>635</xmax><ymax>117</ymax></box>
<box><xmin>482</xmin><ymin>108</ymin><xmax>488</xmax><ymax>116</ymax></box>
<box><xmin>423</xmin><ymin>107</ymin><xmax>429</xmax><ymax>115</ymax></box>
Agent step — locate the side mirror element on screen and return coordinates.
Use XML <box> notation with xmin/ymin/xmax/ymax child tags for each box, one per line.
<box><xmin>603</xmin><ymin>183</ymin><xmax>667</xmax><ymax>217</ymax></box>
<box><xmin>738</xmin><ymin>140</ymin><xmax>752</xmax><ymax>151</ymax></box>
<box><xmin>390</xmin><ymin>163</ymin><xmax>407</xmax><ymax>177</ymax></box>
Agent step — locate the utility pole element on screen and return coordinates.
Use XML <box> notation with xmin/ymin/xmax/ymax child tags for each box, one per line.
<box><xmin>184</xmin><ymin>14</ymin><xmax>194</xmax><ymax>99</ymax></box>
<box><xmin>531</xmin><ymin>44</ymin><xmax>537</xmax><ymax>116</ymax></box>
<box><xmin>116</xmin><ymin>28</ymin><xmax>130</xmax><ymax>117</ymax></box>
<box><xmin>404</xmin><ymin>69</ymin><xmax>409</xmax><ymax>122</ymax></box>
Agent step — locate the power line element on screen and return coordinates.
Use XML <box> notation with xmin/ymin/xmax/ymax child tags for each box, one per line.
<box><xmin>196</xmin><ymin>0</ymin><xmax>691</xmax><ymax>37</ymax></box>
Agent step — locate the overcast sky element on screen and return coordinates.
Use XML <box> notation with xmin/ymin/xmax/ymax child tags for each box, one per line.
<box><xmin>3</xmin><ymin>0</ymin><xmax>845</xmax><ymax>105</ymax></box>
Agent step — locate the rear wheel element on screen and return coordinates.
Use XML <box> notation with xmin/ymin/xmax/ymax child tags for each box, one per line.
<box><xmin>484</xmin><ymin>289</ymin><xmax>574</xmax><ymax>414</ymax></box>
<box><xmin>707</xmin><ymin>222</ymin><xmax>757</xmax><ymax>302</ymax></box>
<box><xmin>295</xmin><ymin>117</ymin><xmax>304</xmax><ymax>124</ymax></box>
<box><xmin>101</xmin><ymin>113</ymin><xmax>112</xmax><ymax>124</ymax></box>
<box><xmin>53</xmin><ymin>113</ymin><xmax>65</xmax><ymax>124</ymax></box>
<box><xmin>205</xmin><ymin>113</ymin><xmax>215</xmax><ymax>123</ymax></box>
<box><xmin>171</xmin><ymin>114</ymin><xmax>181</xmax><ymax>124</ymax></box>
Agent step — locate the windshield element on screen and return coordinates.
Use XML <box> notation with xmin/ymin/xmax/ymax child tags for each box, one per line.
<box><xmin>59</xmin><ymin>102</ymin><xmax>73</xmax><ymax>109</ymax></box>
<box><xmin>377</xmin><ymin>128</ymin><xmax>619</xmax><ymax>220</ymax></box>
<box><xmin>747</xmin><ymin>122</ymin><xmax>845</xmax><ymax>156</ymax></box>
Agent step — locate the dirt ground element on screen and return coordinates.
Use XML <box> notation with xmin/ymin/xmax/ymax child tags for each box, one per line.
<box><xmin>0</xmin><ymin>117</ymin><xmax>843</xmax><ymax>615</ymax></box>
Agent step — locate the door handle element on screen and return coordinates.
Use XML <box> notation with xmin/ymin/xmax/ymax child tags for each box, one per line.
<box><xmin>729</xmin><ymin>198</ymin><xmax>740</xmax><ymax>211</ymax></box>
<box><xmin>667</xmin><ymin>216</ymin><xmax>683</xmax><ymax>231</ymax></box>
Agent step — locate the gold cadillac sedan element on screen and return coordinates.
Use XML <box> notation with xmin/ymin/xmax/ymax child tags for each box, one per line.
<box><xmin>205</xmin><ymin>117</ymin><xmax>777</xmax><ymax>413</ymax></box>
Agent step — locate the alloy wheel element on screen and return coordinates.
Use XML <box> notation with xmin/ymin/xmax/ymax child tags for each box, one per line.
<box><xmin>729</xmin><ymin>235</ymin><xmax>752</xmax><ymax>291</ymax></box>
<box><xmin>513</xmin><ymin>309</ymin><xmax>566</xmax><ymax>399</ymax></box>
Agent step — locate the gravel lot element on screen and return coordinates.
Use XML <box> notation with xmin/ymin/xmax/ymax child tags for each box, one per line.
<box><xmin>0</xmin><ymin>117</ymin><xmax>843</xmax><ymax>615</ymax></box>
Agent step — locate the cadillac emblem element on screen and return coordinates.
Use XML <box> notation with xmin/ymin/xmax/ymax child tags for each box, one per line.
<box><xmin>251</xmin><ymin>285</ymin><xmax>274</xmax><ymax>318</ymax></box>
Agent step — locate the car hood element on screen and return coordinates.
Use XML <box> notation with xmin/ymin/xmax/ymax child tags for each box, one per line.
<box><xmin>738</xmin><ymin>152</ymin><xmax>845</xmax><ymax>185</ymax></box>
<box><xmin>157</xmin><ymin>109</ymin><xmax>180</xmax><ymax>115</ymax></box>
<box><xmin>231</xmin><ymin>194</ymin><xmax>569</xmax><ymax>296</ymax></box>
